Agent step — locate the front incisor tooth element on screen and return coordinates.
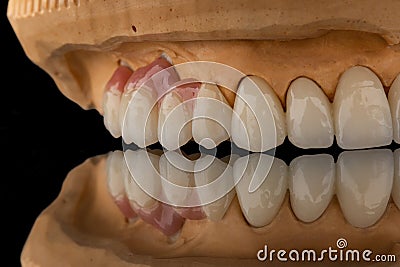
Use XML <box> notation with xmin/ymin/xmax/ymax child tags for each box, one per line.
<box><xmin>333</xmin><ymin>66</ymin><xmax>393</xmax><ymax>149</ymax></box>
<box><xmin>286</xmin><ymin>77</ymin><xmax>334</xmax><ymax>148</ymax></box>
<box><xmin>289</xmin><ymin>154</ymin><xmax>335</xmax><ymax>223</ymax></box>
<box><xmin>234</xmin><ymin>153</ymin><xmax>288</xmax><ymax>227</ymax></box>
<box><xmin>388</xmin><ymin>74</ymin><xmax>400</xmax><ymax>143</ymax></box>
<box><xmin>393</xmin><ymin>149</ymin><xmax>400</xmax><ymax>210</ymax></box>
<box><xmin>192</xmin><ymin>83</ymin><xmax>232</xmax><ymax>149</ymax></box>
<box><xmin>336</xmin><ymin>149</ymin><xmax>393</xmax><ymax>228</ymax></box>
<box><xmin>232</xmin><ymin>76</ymin><xmax>286</xmax><ymax>152</ymax></box>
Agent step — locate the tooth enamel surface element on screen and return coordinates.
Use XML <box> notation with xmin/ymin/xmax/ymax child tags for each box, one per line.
<box><xmin>123</xmin><ymin>150</ymin><xmax>161</xmax><ymax>209</ymax></box>
<box><xmin>232</xmin><ymin>76</ymin><xmax>286</xmax><ymax>152</ymax></box>
<box><xmin>106</xmin><ymin>151</ymin><xmax>125</xmax><ymax>198</ymax></box>
<box><xmin>333</xmin><ymin>66</ymin><xmax>393</xmax><ymax>149</ymax></box>
<box><xmin>286</xmin><ymin>77</ymin><xmax>334</xmax><ymax>148</ymax></box>
<box><xmin>389</xmin><ymin>74</ymin><xmax>400</xmax><ymax>144</ymax></box>
<box><xmin>103</xmin><ymin>87</ymin><xmax>122</xmax><ymax>138</ymax></box>
<box><xmin>158</xmin><ymin>91</ymin><xmax>192</xmax><ymax>150</ymax></box>
<box><xmin>289</xmin><ymin>154</ymin><xmax>335</xmax><ymax>223</ymax></box>
<box><xmin>393</xmin><ymin>149</ymin><xmax>400</xmax><ymax>210</ymax></box>
<box><xmin>194</xmin><ymin>155</ymin><xmax>235</xmax><ymax>221</ymax></box>
<box><xmin>122</xmin><ymin>88</ymin><xmax>159</xmax><ymax>147</ymax></box>
<box><xmin>336</xmin><ymin>149</ymin><xmax>393</xmax><ymax>228</ymax></box>
<box><xmin>234</xmin><ymin>153</ymin><xmax>288</xmax><ymax>227</ymax></box>
<box><xmin>192</xmin><ymin>83</ymin><xmax>232</xmax><ymax>149</ymax></box>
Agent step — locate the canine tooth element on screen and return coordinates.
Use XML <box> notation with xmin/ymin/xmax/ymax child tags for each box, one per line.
<box><xmin>232</xmin><ymin>76</ymin><xmax>286</xmax><ymax>152</ymax></box>
<box><xmin>192</xmin><ymin>83</ymin><xmax>232</xmax><ymax>149</ymax></box>
<box><xmin>123</xmin><ymin>149</ymin><xmax>161</xmax><ymax>209</ymax></box>
<box><xmin>388</xmin><ymin>74</ymin><xmax>400</xmax><ymax>143</ymax></box>
<box><xmin>103</xmin><ymin>66</ymin><xmax>132</xmax><ymax>138</ymax></box>
<box><xmin>289</xmin><ymin>154</ymin><xmax>335</xmax><ymax>223</ymax></box>
<box><xmin>234</xmin><ymin>153</ymin><xmax>287</xmax><ymax>227</ymax></box>
<box><xmin>336</xmin><ymin>149</ymin><xmax>393</xmax><ymax>228</ymax></box>
<box><xmin>286</xmin><ymin>77</ymin><xmax>334</xmax><ymax>148</ymax></box>
<box><xmin>194</xmin><ymin>155</ymin><xmax>235</xmax><ymax>221</ymax></box>
<box><xmin>158</xmin><ymin>91</ymin><xmax>192</xmax><ymax>150</ymax></box>
<box><xmin>333</xmin><ymin>66</ymin><xmax>392</xmax><ymax>149</ymax></box>
<box><xmin>122</xmin><ymin>88</ymin><xmax>159</xmax><ymax>147</ymax></box>
<box><xmin>393</xmin><ymin>149</ymin><xmax>400</xmax><ymax>210</ymax></box>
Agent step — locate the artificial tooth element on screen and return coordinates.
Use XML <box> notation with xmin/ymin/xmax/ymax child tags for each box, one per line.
<box><xmin>192</xmin><ymin>83</ymin><xmax>232</xmax><ymax>149</ymax></box>
<box><xmin>393</xmin><ymin>149</ymin><xmax>400</xmax><ymax>210</ymax></box>
<box><xmin>194</xmin><ymin>155</ymin><xmax>236</xmax><ymax>221</ymax></box>
<box><xmin>336</xmin><ymin>149</ymin><xmax>393</xmax><ymax>228</ymax></box>
<box><xmin>158</xmin><ymin>91</ymin><xmax>192</xmax><ymax>150</ymax></box>
<box><xmin>234</xmin><ymin>153</ymin><xmax>288</xmax><ymax>227</ymax></box>
<box><xmin>289</xmin><ymin>154</ymin><xmax>335</xmax><ymax>223</ymax></box>
<box><xmin>286</xmin><ymin>77</ymin><xmax>334</xmax><ymax>148</ymax></box>
<box><xmin>103</xmin><ymin>66</ymin><xmax>133</xmax><ymax>138</ymax></box>
<box><xmin>121</xmin><ymin>87</ymin><xmax>159</xmax><ymax>147</ymax></box>
<box><xmin>232</xmin><ymin>76</ymin><xmax>286</xmax><ymax>152</ymax></box>
<box><xmin>333</xmin><ymin>66</ymin><xmax>393</xmax><ymax>149</ymax></box>
<box><xmin>123</xmin><ymin>149</ymin><xmax>161</xmax><ymax>210</ymax></box>
<box><xmin>388</xmin><ymin>74</ymin><xmax>400</xmax><ymax>143</ymax></box>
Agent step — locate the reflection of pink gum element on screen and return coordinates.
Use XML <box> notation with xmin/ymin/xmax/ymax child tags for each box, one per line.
<box><xmin>105</xmin><ymin>66</ymin><xmax>133</xmax><ymax>93</ymax></box>
<box><xmin>113</xmin><ymin>195</ymin><xmax>138</xmax><ymax>222</ymax></box>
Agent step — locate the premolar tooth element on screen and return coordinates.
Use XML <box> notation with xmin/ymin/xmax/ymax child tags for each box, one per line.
<box><xmin>234</xmin><ymin>153</ymin><xmax>287</xmax><ymax>227</ymax></box>
<box><xmin>289</xmin><ymin>154</ymin><xmax>335</xmax><ymax>223</ymax></box>
<box><xmin>286</xmin><ymin>77</ymin><xmax>334</xmax><ymax>148</ymax></box>
<box><xmin>192</xmin><ymin>83</ymin><xmax>232</xmax><ymax>149</ymax></box>
<box><xmin>393</xmin><ymin>149</ymin><xmax>400</xmax><ymax>210</ymax></box>
<box><xmin>336</xmin><ymin>149</ymin><xmax>393</xmax><ymax>228</ymax></box>
<box><xmin>158</xmin><ymin>91</ymin><xmax>192</xmax><ymax>150</ymax></box>
<box><xmin>232</xmin><ymin>76</ymin><xmax>286</xmax><ymax>152</ymax></box>
<box><xmin>333</xmin><ymin>66</ymin><xmax>392</xmax><ymax>149</ymax></box>
<box><xmin>194</xmin><ymin>155</ymin><xmax>235</xmax><ymax>221</ymax></box>
<box><xmin>388</xmin><ymin>74</ymin><xmax>400</xmax><ymax>143</ymax></box>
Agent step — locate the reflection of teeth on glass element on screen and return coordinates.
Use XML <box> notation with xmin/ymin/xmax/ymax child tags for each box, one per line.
<box><xmin>286</xmin><ymin>77</ymin><xmax>334</xmax><ymax>149</ymax></box>
<box><xmin>192</xmin><ymin>83</ymin><xmax>233</xmax><ymax>149</ymax></box>
<box><xmin>389</xmin><ymin>74</ymin><xmax>400</xmax><ymax>144</ymax></box>
<box><xmin>333</xmin><ymin>66</ymin><xmax>393</xmax><ymax>149</ymax></box>
<box><xmin>336</xmin><ymin>149</ymin><xmax>393</xmax><ymax>228</ymax></box>
<box><xmin>393</xmin><ymin>149</ymin><xmax>400</xmax><ymax>210</ymax></box>
<box><xmin>106</xmin><ymin>151</ymin><xmax>137</xmax><ymax>221</ymax></box>
<box><xmin>289</xmin><ymin>154</ymin><xmax>335</xmax><ymax>223</ymax></box>
<box><xmin>234</xmin><ymin>153</ymin><xmax>288</xmax><ymax>227</ymax></box>
<box><xmin>102</xmin><ymin>66</ymin><xmax>133</xmax><ymax>138</ymax></box>
<box><xmin>194</xmin><ymin>155</ymin><xmax>236</xmax><ymax>221</ymax></box>
<box><xmin>232</xmin><ymin>76</ymin><xmax>286</xmax><ymax>152</ymax></box>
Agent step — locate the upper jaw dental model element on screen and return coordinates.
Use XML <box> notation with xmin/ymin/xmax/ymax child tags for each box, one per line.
<box><xmin>8</xmin><ymin>0</ymin><xmax>400</xmax><ymax>266</ymax></box>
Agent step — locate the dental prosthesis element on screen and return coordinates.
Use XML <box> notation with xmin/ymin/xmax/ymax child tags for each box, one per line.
<box><xmin>8</xmin><ymin>0</ymin><xmax>400</xmax><ymax>266</ymax></box>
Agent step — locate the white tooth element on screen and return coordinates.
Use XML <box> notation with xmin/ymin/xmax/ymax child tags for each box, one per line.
<box><xmin>234</xmin><ymin>153</ymin><xmax>287</xmax><ymax>227</ymax></box>
<box><xmin>232</xmin><ymin>76</ymin><xmax>286</xmax><ymax>152</ymax></box>
<box><xmin>103</xmin><ymin>86</ymin><xmax>122</xmax><ymax>138</ymax></box>
<box><xmin>393</xmin><ymin>149</ymin><xmax>400</xmax><ymax>210</ymax></box>
<box><xmin>388</xmin><ymin>74</ymin><xmax>400</xmax><ymax>144</ymax></box>
<box><xmin>333</xmin><ymin>66</ymin><xmax>393</xmax><ymax>149</ymax></box>
<box><xmin>289</xmin><ymin>154</ymin><xmax>335</xmax><ymax>223</ymax></box>
<box><xmin>336</xmin><ymin>149</ymin><xmax>393</xmax><ymax>228</ymax></box>
<box><xmin>121</xmin><ymin>88</ymin><xmax>159</xmax><ymax>147</ymax></box>
<box><xmin>194</xmin><ymin>155</ymin><xmax>235</xmax><ymax>221</ymax></box>
<box><xmin>106</xmin><ymin>151</ymin><xmax>125</xmax><ymax>198</ymax></box>
<box><xmin>159</xmin><ymin>151</ymin><xmax>195</xmax><ymax>207</ymax></box>
<box><xmin>286</xmin><ymin>78</ymin><xmax>334</xmax><ymax>148</ymax></box>
<box><xmin>158</xmin><ymin>91</ymin><xmax>192</xmax><ymax>150</ymax></box>
<box><xmin>123</xmin><ymin>149</ymin><xmax>161</xmax><ymax>209</ymax></box>
<box><xmin>192</xmin><ymin>83</ymin><xmax>232</xmax><ymax>149</ymax></box>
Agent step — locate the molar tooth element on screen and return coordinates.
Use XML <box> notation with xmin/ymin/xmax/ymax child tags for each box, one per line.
<box><xmin>158</xmin><ymin>91</ymin><xmax>192</xmax><ymax>150</ymax></box>
<box><xmin>289</xmin><ymin>154</ymin><xmax>335</xmax><ymax>223</ymax></box>
<box><xmin>192</xmin><ymin>83</ymin><xmax>232</xmax><ymax>149</ymax></box>
<box><xmin>388</xmin><ymin>74</ymin><xmax>400</xmax><ymax>143</ymax></box>
<box><xmin>232</xmin><ymin>76</ymin><xmax>286</xmax><ymax>152</ymax></box>
<box><xmin>336</xmin><ymin>149</ymin><xmax>393</xmax><ymax>228</ymax></box>
<box><xmin>393</xmin><ymin>149</ymin><xmax>400</xmax><ymax>210</ymax></box>
<box><xmin>333</xmin><ymin>66</ymin><xmax>392</xmax><ymax>149</ymax></box>
<box><xmin>234</xmin><ymin>153</ymin><xmax>288</xmax><ymax>227</ymax></box>
<box><xmin>194</xmin><ymin>155</ymin><xmax>235</xmax><ymax>221</ymax></box>
<box><xmin>286</xmin><ymin>77</ymin><xmax>334</xmax><ymax>148</ymax></box>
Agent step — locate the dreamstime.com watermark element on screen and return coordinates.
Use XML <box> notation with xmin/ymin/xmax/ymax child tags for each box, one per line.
<box><xmin>257</xmin><ymin>238</ymin><xmax>397</xmax><ymax>263</ymax></box>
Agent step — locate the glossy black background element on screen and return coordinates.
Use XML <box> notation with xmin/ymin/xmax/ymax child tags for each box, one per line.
<box><xmin>2</xmin><ymin>2</ymin><xmax>120</xmax><ymax>266</ymax></box>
